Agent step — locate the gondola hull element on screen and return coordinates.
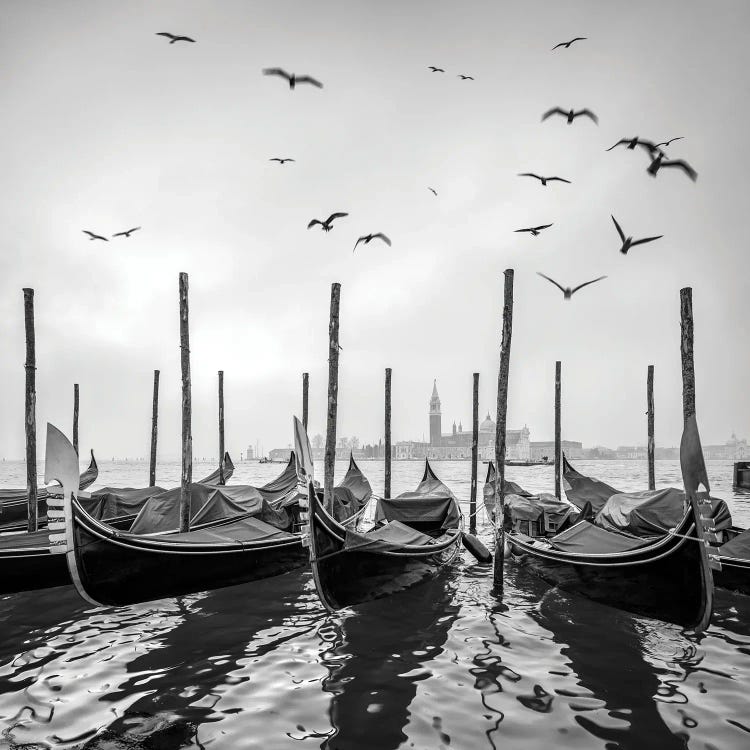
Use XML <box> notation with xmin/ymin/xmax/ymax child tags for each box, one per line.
<box><xmin>0</xmin><ymin>538</ymin><xmax>69</xmax><ymax>593</ymax></box>
<box><xmin>308</xmin><ymin>487</ymin><xmax>461</xmax><ymax>611</ymax></box>
<box><xmin>504</xmin><ymin>509</ymin><xmax>711</xmax><ymax>629</ymax></box>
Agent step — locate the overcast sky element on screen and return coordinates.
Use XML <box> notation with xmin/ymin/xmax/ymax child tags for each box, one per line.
<box><xmin>1</xmin><ymin>0</ymin><xmax>748</xmax><ymax>460</ymax></box>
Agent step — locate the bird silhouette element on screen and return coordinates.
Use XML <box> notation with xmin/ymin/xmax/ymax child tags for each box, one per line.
<box><xmin>428</xmin><ymin>66</ymin><xmax>445</xmax><ymax>72</ymax></box>
<box><xmin>542</xmin><ymin>107</ymin><xmax>598</xmax><ymax>124</ymax></box>
<box><xmin>307</xmin><ymin>212</ymin><xmax>348</xmax><ymax>232</ymax></box>
<box><xmin>606</xmin><ymin>137</ymin><xmax>652</xmax><ymax>151</ymax></box>
<box><xmin>428</xmin><ymin>187</ymin><xmax>438</xmax><ymax>196</ymax></box>
<box><xmin>611</xmin><ymin>216</ymin><xmax>662</xmax><ymax>255</ymax></box>
<box><xmin>155</xmin><ymin>32</ymin><xmax>195</xmax><ymax>44</ymax></box>
<box><xmin>515</xmin><ymin>223</ymin><xmax>553</xmax><ymax>236</ymax></box>
<box><xmin>112</xmin><ymin>227</ymin><xmax>141</xmax><ymax>238</ymax></box>
<box><xmin>551</xmin><ymin>37</ymin><xmax>587</xmax><ymax>50</ymax></box>
<box><xmin>262</xmin><ymin>68</ymin><xmax>323</xmax><ymax>89</ymax></box>
<box><xmin>639</xmin><ymin>144</ymin><xmax>698</xmax><ymax>181</ymax></box>
<box><xmin>82</xmin><ymin>230</ymin><xmax>108</xmax><ymax>242</ymax></box>
<box><xmin>654</xmin><ymin>136</ymin><xmax>684</xmax><ymax>148</ymax></box>
<box><xmin>270</xmin><ymin>158</ymin><xmax>295</xmax><ymax>164</ymax></box>
<box><xmin>458</xmin><ymin>74</ymin><xmax>474</xmax><ymax>80</ymax></box>
<box><xmin>353</xmin><ymin>233</ymin><xmax>391</xmax><ymax>252</ymax></box>
<box><xmin>518</xmin><ymin>173</ymin><xmax>571</xmax><ymax>186</ymax></box>
<box><xmin>537</xmin><ymin>273</ymin><xmax>607</xmax><ymax>299</ymax></box>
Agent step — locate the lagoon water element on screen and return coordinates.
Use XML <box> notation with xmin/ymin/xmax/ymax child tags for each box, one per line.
<box><xmin>1</xmin><ymin>458</ymin><xmax>749</xmax><ymax>749</ymax></box>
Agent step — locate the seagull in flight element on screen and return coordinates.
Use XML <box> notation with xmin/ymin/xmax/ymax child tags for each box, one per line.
<box><xmin>551</xmin><ymin>37</ymin><xmax>587</xmax><ymax>50</ymax></box>
<box><xmin>458</xmin><ymin>74</ymin><xmax>475</xmax><ymax>80</ymax></box>
<box><xmin>606</xmin><ymin>137</ymin><xmax>652</xmax><ymax>152</ymax></box>
<box><xmin>428</xmin><ymin>66</ymin><xmax>445</xmax><ymax>72</ymax></box>
<box><xmin>82</xmin><ymin>230</ymin><xmax>108</xmax><ymax>242</ymax></box>
<box><xmin>112</xmin><ymin>227</ymin><xmax>141</xmax><ymax>238</ymax></box>
<box><xmin>611</xmin><ymin>216</ymin><xmax>662</xmax><ymax>255</ymax></box>
<box><xmin>262</xmin><ymin>68</ymin><xmax>323</xmax><ymax>89</ymax></box>
<box><xmin>537</xmin><ymin>273</ymin><xmax>607</xmax><ymax>299</ymax></box>
<box><xmin>542</xmin><ymin>107</ymin><xmax>598</xmax><ymax>124</ymax></box>
<box><xmin>155</xmin><ymin>33</ymin><xmax>196</xmax><ymax>44</ymax></box>
<box><xmin>270</xmin><ymin>158</ymin><xmax>295</xmax><ymax>164</ymax></box>
<box><xmin>515</xmin><ymin>224</ymin><xmax>553</xmax><ymax>236</ymax></box>
<box><xmin>654</xmin><ymin>136</ymin><xmax>684</xmax><ymax>148</ymax></box>
<box><xmin>428</xmin><ymin>187</ymin><xmax>438</xmax><ymax>196</ymax></box>
<box><xmin>353</xmin><ymin>233</ymin><xmax>391</xmax><ymax>253</ymax></box>
<box><xmin>637</xmin><ymin>142</ymin><xmax>698</xmax><ymax>181</ymax></box>
<box><xmin>307</xmin><ymin>212</ymin><xmax>348</xmax><ymax>232</ymax></box>
<box><xmin>518</xmin><ymin>173</ymin><xmax>571</xmax><ymax>186</ymax></box>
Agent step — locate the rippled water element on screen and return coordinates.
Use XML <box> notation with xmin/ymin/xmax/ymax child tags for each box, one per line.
<box><xmin>1</xmin><ymin>458</ymin><xmax>749</xmax><ymax>749</ymax></box>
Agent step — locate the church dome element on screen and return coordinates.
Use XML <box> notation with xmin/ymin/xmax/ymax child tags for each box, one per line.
<box><xmin>480</xmin><ymin>412</ymin><xmax>495</xmax><ymax>432</ymax></box>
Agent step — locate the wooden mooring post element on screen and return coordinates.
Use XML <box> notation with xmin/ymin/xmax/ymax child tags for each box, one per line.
<box><xmin>470</xmin><ymin>372</ymin><xmax>479</xmax><ymax>534</ymax></box>
<box><xmin>494</xmin><ymin>270</ymin><xmax>514</xmax><ymax>582</ymax></box>
<box><xmin>555</xmin><ymin>361</ymin><xmax>561</xmax><ymax>500</ymax></box>
<box><xmin>73</xmin><ymin>384</ymin><xmax>80</xmax><ymax>456</ymax></box>
<box><xmin>218</xmin><ymin>370</ymin><xmax>225</xmax><ymax>483</ymax></box>
<box><xmin>23</xmin><ymin>288</ymin><xmax>38</xmax><ymax>534</ymax></box>
<box><xmin>323</xmin><ymin>283</ymin><xmax>341</xmax><ymax>512</ymax></box>
<box><xmin>179</xmin><ymin>272</ymin><xmax>192</xmax><ymax>533</ymax></box>
<box><xmin>149</xmin><ymin>369</ymin><xmax>160</xmax><ymax>486</ymax></box>
<box><xmin>647</xmin><ymin>365</ymin><xmax>655</xmax><ymax>490</ymax></box>
<box><xmin>302</xmin><ymin>372</ymin><xmax>309</xmax><ymax>430</ymax></box>
<box><xmin>384</xmin><ymin>368</ymin><xmax>392</xmax><ymax>499</ymax></box>
<box><xmin>680</xmin><ymin>288</ymin><xmax>695</xmax><ymax>423</ymax></box>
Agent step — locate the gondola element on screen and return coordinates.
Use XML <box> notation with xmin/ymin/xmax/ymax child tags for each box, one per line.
<box><xmin>563</xmin><ymin>454</ymin><xmax>750</xmax><ymax>597</ymax></box>
<box><xmin>46</xmin><ymin>425</ymin><xmax>372</xmax><ymax>606</ymax></box>
<box><xmin>492</xmin><ymin>417</ymin><xmax>718</xmax><ymax>631</ymax></box>
<box><xmin>307</xmin><ymin>455</ymin><xmax>463</xmax><ymax>612</ymax></box>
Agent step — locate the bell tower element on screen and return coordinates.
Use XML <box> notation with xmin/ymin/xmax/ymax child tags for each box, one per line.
<box><xmin>429</xmin><ymin>380</ymin><xmax>442</xmax><ymax>446</ymax></box>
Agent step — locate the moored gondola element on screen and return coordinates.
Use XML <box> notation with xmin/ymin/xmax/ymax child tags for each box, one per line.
<box><xmin>45</xmin><ymin>425</ymin><xmax>371</xmax><ymax>606</ymax></box>
<box><xmin>492</xmin><ymin>417</ymin><xmax>717</xmax><ymax>631</ymax></box>
<box><xmin>307</xmin><ymin>449</ymin><xmax>463</xmax><ymax>611</ymax></box>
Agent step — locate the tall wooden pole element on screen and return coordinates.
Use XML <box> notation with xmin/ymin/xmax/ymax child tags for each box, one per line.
<box><xmin>555</xmin><ymin>361</ymin><xmax>561</xmax><ymax>500</ymax></box>
<box><xmin>23</xmin><ymin>288</ymin><xmax>38</xmax><ymax>534</ymax></box>
<box><xmin>680</xmin><ymin>288</ymin><xmax>695</xmax><ymax>424</ymax></box>
<box><xmin>179</xmin><ymin>272</ymin><xmax>192</xmax><ymax>533</ymax></box>
<box><xmin>218</xmin><ymin>370</ymin><xmax>225</xmax><ymax>483</ymax></box>
<box><xmin>302</xmin><ymin>372</ymin><xmax>309</xmax><ymax>430</ymax></box>
<box><xmin>324</xmin><ymin>283</ymin><xmax>341</xmax><ymax>511</ymax></box>
<box><xmin>73</xmin><ymin>383</ymin><xmax>80</xmax><ymax>456</ymax></box>
<box><xmin>494</xmin><ymin>270</ymin><xmax>514</xmax><ymax>581</ymax></box>
<box><xmin>149</xmin><ymin>369</ymin><xmax>160</xmax><ymax>486</ymax></box>
<box><xmin>470</xmin><ymin>372</ymin><xmax>479</xmax><ymax>534</ymax></box>
<box><xmin>384</xmin><ymin>368</ymin><xmax>392</xmax><ymax>499</ymax></box>
<box><xmin>647</xmin><ymin>365</ymin><xmax>655</xmax><ymax>490</ymax></box>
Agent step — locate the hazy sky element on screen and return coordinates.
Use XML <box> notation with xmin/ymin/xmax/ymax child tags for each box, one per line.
<box><xmin>1</xmin><ymin>0</ymin><xmax>748</xmax><ymax>460</ymax></box>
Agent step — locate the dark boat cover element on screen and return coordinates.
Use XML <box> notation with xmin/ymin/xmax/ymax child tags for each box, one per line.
<box><xmin>506</xmin><ymin>492</ymin><xmax>573</xmax><ymax>522</ymax></box>
<box><xmin>549</xmin><ymin>521</ymin><xmax>653</xmax><ymax>554</ymax></box>
<box><xmin>343</xmin><ymin>520</ymin><xmax>436</xmax><ymax>552</ymax></box>
<box><xmin>128</xmin><ymin>483</ymin><xmax>291</xmax><ymax>535</ymax></box>
<box><xmin>164</xmin><ymin>516</ymin><xmax>297</xmax><ymax>545</ymax></box>
<box><xmin>561</xmin><ymin>454</ymin><xmax>620</xmax><ymax>513</ymax></box>
<box><xmin>257</xmin><ymin>452</ymin><xmax>298</xmax><ymax>503</ymax></box>
<box><xmin>374</xmin><ymin>460</ymin><xmax>460</xmax><ymax>531</ymax></box>
<box><xmin>482</xmin><ymin>461</ymin><xmax>533</xmax><ymax>515</ymax></box>
<box><xmin>719</xmin><ymin>529</ymin><xmax>750</xmax><ymax>559</ymax></box>
<box><xmin>80</xmin><ymin>486</ymin><xmax>167</xmax><ymax>521</ymax></box>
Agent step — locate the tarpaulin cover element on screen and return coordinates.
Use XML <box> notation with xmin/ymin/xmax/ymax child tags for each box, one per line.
<box><xmin>344</xmin><ymin>520</ymin><xmax>436</xmax><ymax>552</ymax></box>
<box><xmin>374</xmin><ymin>460</ymin><xmax>460</xmax><ymax>531</ymax></box>
<box><xmin>163</xmin><ymin>516</ymin><xmax>297</xmax><ymax>545</ymax></box>
<box><xmin>129</xmin><ymin>483</ymin><xmax>290</xmax><ymax>535</ymax></box>
<box><xmin>720</xmin><ymin>529</ymin><xmax>750</xmax><ymax>559</ymax></box>
<box><xmin>482</xmin><ymin>461</ymin><xmax>533</xmax><ymax>515</ymax></box>
<box><xmin>562</xmin><ymin>455</ymin><xmax>620</xmax><ymax>513</ymax></box>
<box><xmin>81</xmin><ymin>486</ymin><xmax>166</xmax><ymax>521</ymax></box>
<box><xmin>506</xmin><ymin>492</ymin><xmax>573</xmax><ymax>522</ymax></box>
<box><xmin>0</xmin><ymin>528</ymin><xmax>51</xmax><ymax>551</ymax></box>
<box><xmin>196</xmin><ymin>452</ymin><xmax>235</xmax><ymax>485</ymax></box>
<box><xmin>596</xmin><ymin>488</ymin><xmax>687</xmax><ymax>536</ymax></box>
<box><xmin>257</xmin><ymin>452</ymin><xmax>298</xmax><ymax>503</ymax></box>
<box><xmin>549</xmin><ymin>521</ymin><xmax>653</xmax><ymax>554</ymax></box>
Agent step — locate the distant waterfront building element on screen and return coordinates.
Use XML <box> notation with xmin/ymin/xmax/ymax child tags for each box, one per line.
<box><xmin>246</xmin><ymin>445</ymin><xmax>255</xmax><ymax>460</ymax></box>
<box><xmin>530</xmin><ymin>440</ymin><xmax>583</xmax><ymax>461</ymax></box>
<box><xmin>268</xmin><ymin>447</ymin><xmax>293</xmax><ymax>462</ymax></box>
<box><xmin>703</xmin><ymin>434</ymin><xmax>750</xmax><ymax>460</ymax></box>
<box><xmin>394</xmin><ymin>380</ymin><xmax>531</xmax><ymax>460</ymax></box>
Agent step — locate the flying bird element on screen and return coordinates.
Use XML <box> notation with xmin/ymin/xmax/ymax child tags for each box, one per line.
<box><xmin>428</xmin><ymin>187</ymin><xmax>438</xmax><ymax>196</ymax></box>
<box><xmin>270</xmin><ymin>158</ymin><xmax>295</xmax><ymax>164</ymax></box>
<box><xmin>515</xmin><ymin>223</ymin><xmax>553</xmax><ymax>236</ymax></box>
<box><xmin>518</xmin><ymin>173</ymin><xmax>571</xmax><ymax>186</ymax></box>
<box><xmin>82</xmin><ymin>230</ymin><xmax>108</xmax><ymax>242</ymax></box>
<box><xmin>112</xmin><ymin>227</ymin><xmax>141</xmax><ymax>238</ymax></box>
<box><xmin>262</xmin><ymin>68</ymin><xmax>323</xmax><ymax>89</ymax></box>
<box><xmin>537</xmin><ymin>272</ymin><xmax>607</xmax><ymax>299</ymax></box>
<box><xmin>639</xmin><ymin>145</ymin><xmax>698</xmax><ymax>181</ymax></box>
<box><xmin>542</xmin><ymin>107</ymin><xmax>598</xmax><ymax>124</ymax></box>
<box><xmin>551</xmin><ymin>37</ymin><xmax>587</xmax><ymax>50</ymax></box>
<box><xmin>611</xmin><ymin>216</ymin><xmax>662</xmax><ymax>255</ymax></box>
<box><xmin>458</xmin><ymin>74</ymin><xmax>474</xmax><ymax>80</ymax></box>
<box><xmin>307</xmin><ymin>212</ymin><xmax>349</xmax><ymax>232</ymax></box>
<box><xmin>155</xmin><ymin>32</ymin><xmax>195</xmax><ymax>44</ymax></box>
<box><xmin>428</xmin><ymin>66</ymin><xmax>445</xmax><ymax>72</ymax></box>
<box><xmin>353</xmin><ymin>233</ymin><xmax>391</xmax><ymax>253</ymax></box>
<box><xmin>654</xmin><ymin>136</ymin><xmax>684</xmax><ymax>148</ymax></box>
<box><xmin>606</xmin><ymin>137</ymin><xmax>652</xmax><ymax>152</ymax></box>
